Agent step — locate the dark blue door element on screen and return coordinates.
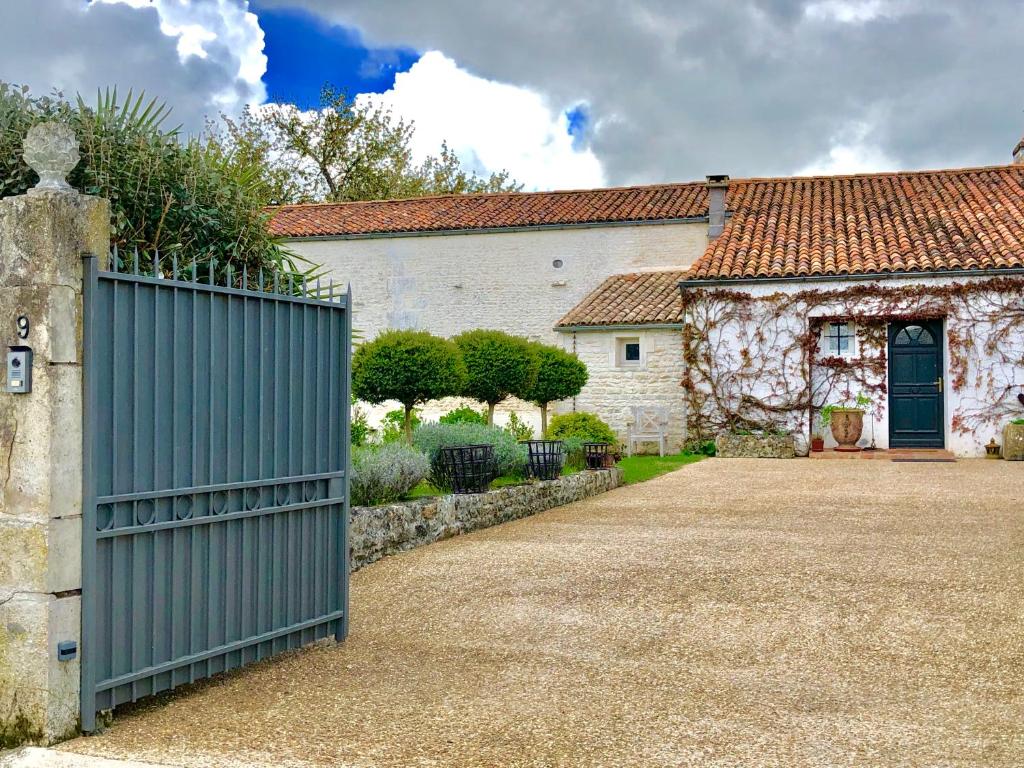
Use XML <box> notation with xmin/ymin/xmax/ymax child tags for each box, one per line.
<box><xmin>888</xmin><ymin>320</ymin><xmax>944</xmax><ymax>448</ymax></box>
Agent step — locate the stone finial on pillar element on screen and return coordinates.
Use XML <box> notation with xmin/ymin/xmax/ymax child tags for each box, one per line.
<box><xmin>22</xmin><ymin>123</ymin><xmax>81</xmax><ymax>195</ymax></box>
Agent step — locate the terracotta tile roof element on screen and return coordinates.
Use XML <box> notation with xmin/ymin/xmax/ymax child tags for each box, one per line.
<box><xmin>555</xmin><ymin>270</ymin><xmax>689</xmax><ymax>328</ymax></box>
<box><xmin>267</xmin><ymin>183</ymin><xmax>708</xmax><ymax>237</ymax></box>
<box><xmin>688</xmin><ymin>165</ymin><xmax>1024</xmax><ymax>281</ymax></box>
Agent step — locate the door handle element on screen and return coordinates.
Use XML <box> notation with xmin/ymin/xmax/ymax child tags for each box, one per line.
<box><xmin>936</xmin><ymin>377</ymin><xmax>943</xmax><ymax>393</ymax></box>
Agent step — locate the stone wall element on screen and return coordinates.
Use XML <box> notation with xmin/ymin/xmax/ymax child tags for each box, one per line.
<box><xmin>715</xmin><ymin>433</ymin><xmax>797</xmax><ymax>459</ymax></box>
<box><xmin>561</xmin><ymin>327</ymin><xmax>687</xmax><ymax>452</ymax></box>
<box><xmin>0</xmin><ymin>190</ymin><xmax>108</xmax><ymax>746</ymax></box>
<box><xmin>349</xmin><ymin>468</ymin><xmax>623</xmax><ymax>571</ymax></box>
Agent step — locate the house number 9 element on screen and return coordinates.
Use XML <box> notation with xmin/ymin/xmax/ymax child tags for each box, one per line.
<box><xmin>16</xmin><ymin>316</ymin><xmax>29</xmax><ymax>340</ymax></box>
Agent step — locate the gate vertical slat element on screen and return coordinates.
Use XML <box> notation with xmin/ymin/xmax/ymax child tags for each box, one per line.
<box><xmin>81</xmin><ymin>260</ymin><xmax>350</xmax><ymax>730</ymax></box>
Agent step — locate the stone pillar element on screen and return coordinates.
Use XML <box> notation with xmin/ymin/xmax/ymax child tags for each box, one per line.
<box><xmin>0</xmin><ymin>126</ymin><xmax>109</xmax><ymax>746</ymax></box>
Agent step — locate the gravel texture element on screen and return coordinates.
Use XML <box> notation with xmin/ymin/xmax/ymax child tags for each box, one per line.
<box><xmin>64</xmin><ymin>459</ymin><xmax>1024</xmax><ymax>767</ymax></box>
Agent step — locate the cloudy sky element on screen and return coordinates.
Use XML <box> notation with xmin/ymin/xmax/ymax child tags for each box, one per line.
<box><xmin>2</xmin><ymin>0</ymin><xmax>1021</xmax><ymax>190</ymax></box>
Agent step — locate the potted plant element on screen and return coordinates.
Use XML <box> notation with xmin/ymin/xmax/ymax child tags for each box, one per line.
<box><xmin>822</xmin><ymin>393</ymin><xmax>872</xmax><ymax>452</ymax></box>
<box><xmin>810</xmin><ymin>414</ymin><xmax>826</xmax><ymax>452</ymax></box>
<box><xmin>1003</xmin><ymin>418</ymin><xmax>1024</xmax><ymax>461</ymax></box>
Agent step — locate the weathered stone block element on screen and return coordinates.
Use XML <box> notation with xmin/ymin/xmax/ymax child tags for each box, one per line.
<box><xmin>46</xmin><ymin>516</ymin><xmax>81</xmax><ymax>594</ymax></box>
<box><xmin>0</xmin><ymin>193</ymin><xmax>108</xmax><ymax>289</ymax></box>
<box><xmin>0</xmin><ymin>592</ymin><xmax>80</xmax><ymax>747</ymax></box>
<box><xmin>0</xmin><ymin>362</ymin><xmax>82</xmax><ymax>522</ymax></box>
<box><xmin>715</xmin><ymin>433</ymin><xmax>796</xmax><ymax>459</ymax></box>
<box><xmin>0</xmin><ymin>519</ymin><xmax>47</xmax><ymax>593</ymax></box>
<box><xmin>0</xmin><ymin>285</ymin><xmax>80</xmax><ymax>365</ymax></box>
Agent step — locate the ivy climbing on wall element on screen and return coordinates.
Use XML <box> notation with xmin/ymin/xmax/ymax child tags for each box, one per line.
<box><xmin>680</xmin><ymin>277</ymin><xmax>1024</xmax><ymax>446</ymax></box>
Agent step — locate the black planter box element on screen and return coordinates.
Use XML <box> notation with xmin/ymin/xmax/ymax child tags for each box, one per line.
<box><xmin>440</xmin><ymin>444</ymin><xmax>495</xmax><ymax>494</ymax></box>
<box><xmin>521</xmin><ymin>439</ymin><xmax>565</xmax><ymax>481</ymax></box>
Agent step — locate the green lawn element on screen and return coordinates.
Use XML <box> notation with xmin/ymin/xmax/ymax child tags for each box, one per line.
<box><xmin>615</xmin><ymin>453</ymin><xmax>704</xmax><ymax>485</ymax></box>
<box><xmin>403</xmin><ymin>455</ymin><xmax>702</xmax><ymax>500</ymax></box>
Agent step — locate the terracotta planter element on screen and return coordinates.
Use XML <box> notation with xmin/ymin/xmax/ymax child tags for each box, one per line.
<box><xmin>810</xmin><ymin>436</ymin><xmax>825</xmax><ymax>453</ymax></box>
<box><xmin>829</xmin><ymin>409</ymin><xmax>864</xmax><ymax>452</ymax></box>
<box><xmin>1003</xmin><ymin>423</ymin><xmax>1024</xmax><ymax>461</ymax></box>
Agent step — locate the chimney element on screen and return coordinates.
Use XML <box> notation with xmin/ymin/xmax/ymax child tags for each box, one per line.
<box><xmin>1015</xmin><ymin>136</ymin><xmax>1024</xmax><ymax>165</ymax></box>
<box><xmin>706</xmin><ymin>174</ymin><xmax>729</xmax><ymax>239</ymax></box>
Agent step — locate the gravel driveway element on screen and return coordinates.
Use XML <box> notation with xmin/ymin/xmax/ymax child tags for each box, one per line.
<box><xmin>64</xmin><ymin>459</ymin><xmax>1024</xmax><ymax>767</ymax></box>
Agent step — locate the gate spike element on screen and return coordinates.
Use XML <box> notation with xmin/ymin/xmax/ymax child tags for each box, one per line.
<box><xmin>171</xmin><ymin>254</ymin><xmax>178</xmax><ymax>281</ymax></box>
<box><xmin>209</xmin><ymin>258</ymin><xmax>216</xmax><ymax>285</ymax></box>
<box><xmin>111</xmin><ymin>244</ymin><xmax>119</xmax><ymax>273</ymax></box>
<box><xmin>302</xmin><ymin>274</ymin><xmax>308</xmax><ymax>296</ymax></box>
<box><xmin>328</xmin><ymin>278</ymin><xmax>334</xmax><ymax>301</ymax></box>
<box><xmin>132</xmin><ymin>246</ymin><xmax>140</xmax><ymax>275</ymax></box>
<box><xmin>226</xmin><ymin>264</ymin><xmax>233</xmax><ymax>289</ymax></box>
<box><xmin>191</xmin><ymin>255</ymin><xmax>196</xmax><ymax>283</ymax></box>
<box><xmin>242</xmin><ymin>265</ymin><xmax>248</xmax><ymax>291</ymax></box>
<box><xmin>315</xmin><ymin>277</ymin><xmax>321</xmax><ymax>300</ymax></box>
<box><xmin>287</xmin><ymin>272</ymin><xmax>294</xmax><ymax>295</ymax></box>
<box><xmin>273</xmin><ymin>270</ymin><xmax>280</xmax><ymax>294</ymax></box>
<box><xmin>258</xmin><ymin>268</ymin><xmax>264</xmax><ymax>291</ymax></box>
<box><xmin>153</xmin><ymin>248</ymin><xmax>160</xmax><ymax>279</ymax></box>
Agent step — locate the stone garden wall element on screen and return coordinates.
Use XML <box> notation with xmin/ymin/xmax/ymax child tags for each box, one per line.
<box><xmin>350</xmin><ymin>468</ymin><xmax>623</xmax><ymax>571</ymax></box>
<box><xmin>715</xmin><ymin>433</ymin><xmax>797</xmax><ymax>459</ymax></box>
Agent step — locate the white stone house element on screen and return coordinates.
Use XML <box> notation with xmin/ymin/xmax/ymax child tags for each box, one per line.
<box><xmin>269</xmin><ymin>184</ymin><xmax>713</xmax><ymax>431</ymax></box>
<box><xmin>270</xmin><ymin>146</ymin><xmax>1024</xmax><ymax>456</ymax></box>
<box><xmin>555</xmin><ymin>162</ymin><xmax>1024</xmax><ymax>456</ymax></box>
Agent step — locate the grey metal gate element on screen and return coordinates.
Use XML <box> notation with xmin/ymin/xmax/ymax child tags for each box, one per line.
<box><xmin>80</xmin><ymin>252</ymin><xmax>350</xmax><ymax>732</ymax></box>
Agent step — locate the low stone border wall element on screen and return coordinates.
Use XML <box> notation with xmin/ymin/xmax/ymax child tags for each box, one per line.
<box><xmin>715</xmin><ymin>433</ymin><xmax>797</xmax><ymax>458</ymax></box>
<box><xmin>350</xmin><ymin>468</ymin><xmax>623</xmax><ymax>571</ymax></box>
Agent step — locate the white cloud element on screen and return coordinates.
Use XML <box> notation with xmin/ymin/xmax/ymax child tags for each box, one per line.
<box><xmin>356</xmin><ymin>51</ymin><xmax>605</xmax><ymax>191</ymax></box>
<box><xmin>95</xmin><ymin>0</ymin><xmax>267</xmax><ymax>112</ymax></box>
<box><xmin>797</xmin><ymin>121</ymin><xmax>900</xmax><ymax>175</ymax></box>
<box><xmin>804</xmin><ymin>1</ymin><xmax>889</xmax><ymax>24</ymax></box>
<box><xmin>0</xmin><ymin>0</ymin><xmax>265</xmax><ymax>134</ymax></box>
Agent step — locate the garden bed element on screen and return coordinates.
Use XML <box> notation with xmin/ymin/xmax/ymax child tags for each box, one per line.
<box><xmin>349</xmin><ymin>468</ymin><xmax>622</xmax><ymax>570</ymax></box>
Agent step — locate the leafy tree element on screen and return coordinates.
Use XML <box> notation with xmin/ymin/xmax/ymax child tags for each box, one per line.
<box><xmin>214</xmin><ymin>86</ymin><xmax>520</xmax><ymax>205</ymax></box>
<box><xmin>453</xmin><ymin>330</ymin><xmax>538</xmax><ymax>426</ymax></box>
<box><xmin>352</xmin><ymin>330</ymin><xmax>466</xmax><ymax>443</ymax></box>
<box><xmin>521</xmin><ymin>343</ymin><xmax>589</xmax><ymax>434</ymax></box>
<box><xmin>0</xmin><ymin>83</ymin><xmax>297</xmax><ymax>278</ymax></box>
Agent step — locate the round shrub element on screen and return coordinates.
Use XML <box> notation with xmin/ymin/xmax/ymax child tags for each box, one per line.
<box><xmin>521</xmin><ymin>343</ymin><xmax>589</xmax><ymax>434</ymax></box>
<box><xmin>352</xmin><ymin>329</ymin><xmax>466</xmax><ymax>442</ymax></box>
<box><xmin>439</xmin><ymin>405</ymin><xmax>488</xmax><ymax>425</ymax></box>
<box><xmin>413</xmin><ymin>422</ymin><xmax>527</xmax><ymax>491</ymax></box>
<box><xmin>350</xmin><ymin>443</ymin><xmax>430</xmax><ymax>507</ymax></box>
<box><xmin>545</xmin><ymin>412</ymin><xmax>617</xmax><ymax>445</ymax></box>
<box><xmin>452</xmin><ymin>329</ymin><xmax>538</xmax><ymax>424</ymax></box>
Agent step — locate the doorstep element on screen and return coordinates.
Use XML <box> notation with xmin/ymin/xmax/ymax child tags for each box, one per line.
<box><xmin>809</xmin><ymin>448</ymin><xmax>957</xmax><ymax>461</ymax></box>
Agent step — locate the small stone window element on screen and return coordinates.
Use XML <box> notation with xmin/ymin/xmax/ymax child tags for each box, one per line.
<box><xmin>616</xmin><ymin>337</ymin><xmax>642</xmax><ymax>367</ymax></box>
<box><xmin>821</xmin><ymin>321</ymin><xmax>857</xmax><ymax>358</ymax></box>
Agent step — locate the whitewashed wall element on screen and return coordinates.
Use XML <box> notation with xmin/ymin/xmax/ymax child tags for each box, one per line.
<box><xmin>287</xmin><ymin>221</ymin><xmax>707</xmax><ymax>345</ymax></box>
<box><xmin>290</xmin><ymin>221</ymin><xmax>706</xmax><ymax>437</ymax></box>
<box><xmin>685</xmin><ymin>275</ymin><xmax>1023</xmax><ymax>457</ymax></box>
<box><xmin>559</xmin><ymin>327</ymin><xmax>687</xmax><ymax>452</ymax></box>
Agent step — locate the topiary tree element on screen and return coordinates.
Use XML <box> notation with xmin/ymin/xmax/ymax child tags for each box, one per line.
<box><xmin>521</xmin><ymin>343</ymin><xmax>589</xmax><ymax>434</ymax></box>
<box><xmin>352</xmin><ymin>330</ymin><xmax>466</xmax><ymax>443</ymax></box>
<box><xmin>452</xmin><ymin>330</ymin><xmax>538</xmax><ymax>425</ymax></box>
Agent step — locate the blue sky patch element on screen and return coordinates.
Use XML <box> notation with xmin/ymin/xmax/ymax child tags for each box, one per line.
<box><xmin>565</xmin><ymin>104</ymin><xmax>589</xmax><ymax>149</ymax></box>
<box><xmin>254</xmin><ymin>4</ymin><xmax>418</xmax><ymax>107</ymax></box>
